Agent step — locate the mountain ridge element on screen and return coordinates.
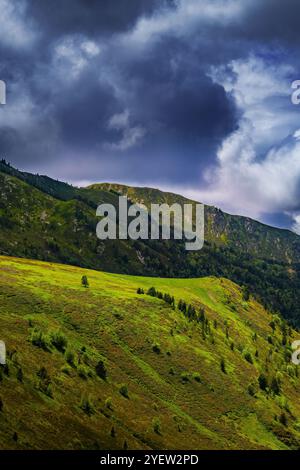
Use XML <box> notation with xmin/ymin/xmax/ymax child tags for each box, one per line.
<box><xmin>1</xmin><ymin>160</ymin><xmax>300</xmax><ymax>326</ymax></box>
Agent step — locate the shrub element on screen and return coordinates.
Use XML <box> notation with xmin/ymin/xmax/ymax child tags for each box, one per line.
<box><xmin>95</xmin><ymin>360</ymin><xmax>107</xmax><ymax>380</ymax></box>
<box><xmin>36</xmin><ymin>367</ymin><xmax>52</xmax><ymax>397</ymax></box>
<box><xmin>147</xmin><ymin>287</ymin><xmax>157</xmax><ymax>297</ymax></box>
<box><xmin>192</xmin><ymin>372</ymin><xmax>202</xmax><ymax>383</ymax></box>
<box><xmin>61</xmin><ymin>365</ymin><xmax>72</xmax><ymax>375</ymax></box>
<box><xmin>269</xmin><ymin>320</ymin><xmax>276</xmax><ymax>332</ymax></box>
<box><xmin>242</xmin><ymin>286</ymin><xmax>250</xmax><ymax>301</ymax></box>
<box><xmin>16</xmin><ymin>368</ymin><xmax>23</xmax><ymax>383</ymax></box>
<box><xmin>50</xmin><ymin>330</ymin><xmax>68</xmax><ymax>352</ymax></box>
<box><xmin>247</xmin><ymin>384</ymin><xmax>256</xmax><ymax>397</ymax></box>
<box><xmin>30</xmin><ymin>329</ymin><xmax>51</xmax><ymax>351</ymax></box>
<box><xmin>80</xmin><ymin>395</ymin><xmax>94</xmax><ymax>416</ymax></box>
<box><xmin>105</xmin><ymin>397</ymin><xmax>113</xmax><ymax>410</ymax></box>
<box><xmin>220</xmin><ymin>358</ymin><xmax>226</xmax><ymax>374</ymax></box>
<box><xmin>152</xmin><ymin>417</ymin><xmax>161</xmax><ymax>435</ymax></box>
<box><xmin>244</xmin><ymin>352</ymin><xmax>253</xmax><ymax>364</ymax></box>
<box><xmin>279</xmin><ymin>412</ymin><xmax>287</xmax><ymax>426</ymax></box>
<box><xmin>152</xmin><ymin>342</ymin><xmax>161</xmax><ymax>354</ymax></box>
<box><xmin>37</xmin><ymin>366</ymin><xmax>48</xmax><ymax>380</ymax></box>
<box><xmin>270</xmin><ymin>377</ymin><xmax>280</xmax><ymax>395</ymax></box>
<box><xmin>65</xmin><ymin>349</ymin><xmax>76</xmax><ymax>367</ymax></box>
<box><xmin>77</xmin><ymin>365</ymin><xmax>88</xmax><ymax>380</ymax></box>
<box><xmin>44</xmin><ymin>383</ymin><xmax>53</xmax><ymax>398</ymax></box>
<box><xmin>287</xmin><ymin>365</ymin><xmax>295</xmax><ymax>377</ymax></box>
<box><xmin>137</xmin><ymin>288</ymin><xmax>144</xmax><ymax>294</ymax></box>
<box><xmin>180</xmin><ymin>372</ymin><xmax>189</xmax><ymax>383</ymax></box>
<box><xmin>81</xmin><ymin>275</ymin><xmax>89</xmax><ymax>288</ymax></box>
<box><xmin>267</xmin><ymin>335</ymin><xmax>273</xmax><ymax>345</ymax></box>
<box><xmin>258</xmin><ymin>373</ymin><xmax>268</xmax><ymax>391</ymax></box>
<box><xmin>119</xmin><ymin>384</ymin><xmax>129</xmax><ymax>398</ymax></box>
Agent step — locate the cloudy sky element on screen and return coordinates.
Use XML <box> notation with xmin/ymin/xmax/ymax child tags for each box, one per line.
<box><xmin>1</xmin><ymin>0</ymin><xmax>300</xmax><ymax>232</ymax></box>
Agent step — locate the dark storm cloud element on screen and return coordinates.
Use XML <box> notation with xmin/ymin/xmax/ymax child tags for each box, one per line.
<box><xmin>1</xmin><ymin>0</ymin><xmax>300</xmax><ymax>231</ymax></box>
<box><xmin>0</xmin><ymin>0</ymin><xmax>239</xmax><ymax>184</ymax></box>
<box><xmin>27</xmin><ymin>0</ymin><xmax>176</xmax><ymax>38</ymax></box>
<box><xmin>239</xmin><ymin>0</ymin><xmax>300</xmax><ymax>45</ymax></box>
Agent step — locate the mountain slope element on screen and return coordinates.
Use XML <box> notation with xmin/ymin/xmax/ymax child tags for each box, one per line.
<box><xmin>89</xmin><ymin>182</ymin><xmax>300</xmax><ymax>263</ymax></box>
<box><xmin>1</xmin><ymin>161</ymin><xmax>300</xmax><ymax>326</ymax></box>
<box><xmin>0</xmin><ymin>255</ymin><xmax>300</xmax><ymax>450</ymax></box>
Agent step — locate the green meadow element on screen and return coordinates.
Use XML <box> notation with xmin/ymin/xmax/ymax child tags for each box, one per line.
<box><xmin>0</xmin><ymin>255</ymin><xmax>300</xmax><ymax>450</ymax></box>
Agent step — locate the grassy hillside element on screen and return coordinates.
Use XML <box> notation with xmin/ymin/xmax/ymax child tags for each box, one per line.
<box><xmin>0</xmin><ymin>255</ymin><xmax>300</xmax><ymax>450</ymax></box>
<box><xmin>1</xmin><ymin>162</ymin><xmax>300</xmax><ymax>327</ymax></box>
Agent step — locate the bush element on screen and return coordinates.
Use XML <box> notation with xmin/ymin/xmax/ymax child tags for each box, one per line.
<box><xmin>152</xmin><ymin>342</ymin><xmax>161</xmax><ymax>354</ymax></box>
<box><xmin>36</xmin><ymin>368</ymin><xmax>53</xmax><ymax>398</ymax></box>
<box><xmin>279</xmin><ymin>412</ymin><xmax>287</xmax><ymax>426</ymax></box>
<box><xmin>61</xmin><ymin>365</ymin><xmax>72</xmax><ymax>375</ymax></box>
<box><xmin>270</xmin><ymin>377</ymin><xmax>280</xmax><ymax>395</ymax></box>
<box><xmin>105</xmin><ymin>397</ymin><xmax>113</xmax><ymax>410</ymax></box>
<box><xmin>258</xmin><ymin>373</ymin><xmax>268</xmax><ymax>391</ymax></box>
<box><xmin>180</xmin><ymin>372</ymin><xmax>189</xmax><ymax>383</ymax></box>
<box><xmin>267</xmin><ymin>335</ymin><xmax>273</xmax><ymax>345</ymax></box>
<box><xmin>44</xmin><ymin>383</ymin><xmax>53</xmax><ymax>398</ymax></box>
<box><xmin>220</xmin><ymin>358</ymin><xmax>226</xmax><ymax>374</ymax></box>
<box><xmin>81</xmin><ymin>275</ymin><xmax>89</xmax><ymax>288</ymax></box>
<box><xmin>147</xmin><ymin>287</ymin><xmax>157</xmax><ymax>297</ymax></box>
<box><xmin>242</xmin><ymin>286</ymin><xmax>250</xmax><ymax>301</ymax></box>
<box><xmin>50</xmin><ymin>330</ymin><xmax>68</xmax><ymax>352</ymax></box>
<box><xmin>30</xmin><ymin>329</ymin><xmax>51</xmax><ymax>351</ymax></box>
<box><xmin>77</xmin><ymin>365</ymin><xmax>88</xmax><ymax>380</ymax></box>
<box><xmin>16</xmin><ymin>368</ymin><xmax>23</xmax><ymax>383</ymax></box>
<box><xmin>95</xmin><ymin>360</ymin><xmax>107</xmax><ymax>380</ymax></box>
<box><xmin>119</xmin><ymin>384</ymin><xmax>129</xmax><ymax>398</ymax></box>
<box><xmin>192</xmin><ymin>372</ymin><xmax>202</xmax><ymax>383</ymax></box>
<box><xmin>247</xmin><ymin>384</ymin><xmax>256</xmax><ymax>397</ymax></box>
<box><xmin>152</xmin><ymin>417</ymin><xmax>161</xmax><ymax>435</ymax></box>
<box><xmin>244</xmin><ymin>352</ymin><xmax>253</xmax><ymax>364</ymax></box>
<box><xmin>80</xmin><ymin>395</ymin><xmax>94</xmax><ymax>416</ymax></box>
<box><xmin>65</xmin><ymin>349</ymin><xmax>76</xmax><ymax>367</ymax></box>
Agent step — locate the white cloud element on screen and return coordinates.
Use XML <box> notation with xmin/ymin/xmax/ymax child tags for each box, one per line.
<box><xmin>106</xmin><ymin>109</ymin><xmax>146</xmax><ymax>151</ymax></box>
<box><xmin>108</xmin><ymin>110</ymin><xmax>130</xmax><ymax>130</ymax></box>
<box><xmin>125</xmin><ymin>0</ymin><xmax>248</xmax><ymax>48</ymax></box>
<box><xmin>185</xmin><ymin>54</ymin><xmax>300</xmax><ymax>233</ymax></box>
<box><xmin>0</xmin><ymin>0</ymin><xmax>37</xmax><ymax>49</ymax></box>
<box><xmin>292</xmin><ymin>214</ymin><xmax>300</xmax><ymax>235</ymax></box>
<box><xmin>53</xmin><ymin>36</ymin><xmax>101</xmax><ymax>79</ymax></box>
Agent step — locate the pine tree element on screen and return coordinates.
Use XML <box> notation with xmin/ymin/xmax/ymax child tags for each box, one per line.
<box><xmin>81</xmin><ymin>275</ymin><xmax>89</xmax><ymax>288</ymax></box>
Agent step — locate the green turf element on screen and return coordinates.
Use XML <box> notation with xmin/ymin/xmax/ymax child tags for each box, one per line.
<box><xmin>0</xmin><ymin>255</ymin><xmax>299</xmax><ymax>450</ymax></box>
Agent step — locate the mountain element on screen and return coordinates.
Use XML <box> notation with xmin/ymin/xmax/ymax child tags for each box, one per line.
<box><xmin>0</xmin><ymin>160</ymin><xmax>300</xmax><ymax>326</ymax></box>
<box><xmin>0</xmin><ymin>255</ymin><xmax>300</xmax><ymax>450</ymax></box>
